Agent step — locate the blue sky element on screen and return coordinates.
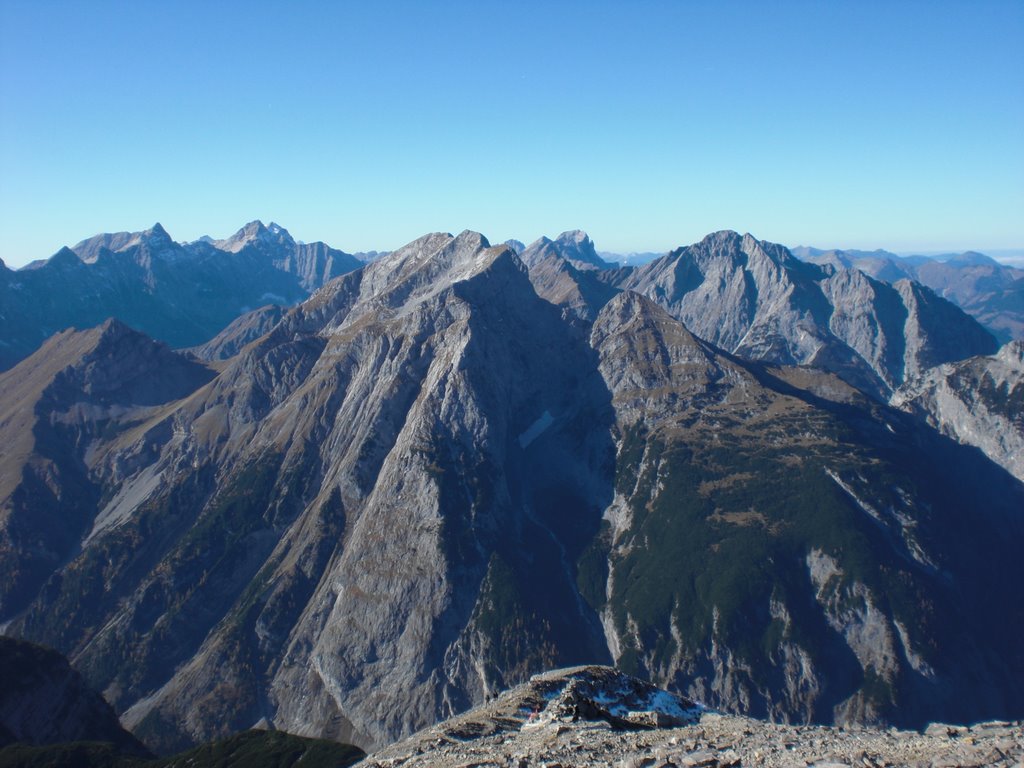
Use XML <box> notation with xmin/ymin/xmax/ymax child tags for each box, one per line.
<box><xmin>1</xmin><ymin>0</ymin><xmax>1022</xmax><ymax>267</ymax></box>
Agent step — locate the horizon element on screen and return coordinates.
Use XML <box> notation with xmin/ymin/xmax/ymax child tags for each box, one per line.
<box><xmin>1</xmin><ymin>1</ymin><xmax>1022</xmax><ymax>267</ymax></box>
<box><xmin>3</xmin><ymin>217</ymin><xmax>1023</xmax><ymax>270</ymax></box>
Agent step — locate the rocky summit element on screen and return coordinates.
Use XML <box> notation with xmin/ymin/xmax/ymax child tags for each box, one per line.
<box><xmin>360</xmin><ymin>666</ymin><xmax>1024</xmax><ymax>768</ymax></box>
<box><xmin>0</xmin><ymin>228</ymin><xmax>1022</xmax><ymax>756</ymax></box>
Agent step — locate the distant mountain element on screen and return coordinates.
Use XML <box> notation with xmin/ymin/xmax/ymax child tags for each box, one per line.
<box><xmin>0</xmin><ymin>221</ymin><xmax>362</xmax><ymax>370</ymax></box>
<box><xmin>521</xmin><ymin>230</ymin><xmax>614</xmax><ymax>271</ymax></box>
<box><xmin>1</xmin><ymin>230</ymin><xmax>1021</xmax><ymax>756</ymax></box>
<box><xmin>598</xmin><ymin>250</ymin><xmax>664</xmax><ymax>267</ymax></box>
<box><xmin>792</xmin><ymin>245</ymin><xmax>1024</xmax><ymax>343</ymax></box>
<box><xmin>351</xmin><ymin>250</ymin><xmax>391</xmax><ymax>263</ymax></box>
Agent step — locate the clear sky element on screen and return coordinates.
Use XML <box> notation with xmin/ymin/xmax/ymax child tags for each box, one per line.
<box><xmin>1</xmin><ymin>0</ymin><xmax>1022</xmax><ymax>267</ymax></box>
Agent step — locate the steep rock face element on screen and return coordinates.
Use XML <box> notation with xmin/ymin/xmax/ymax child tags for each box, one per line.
<box><xmin>0</xmin><ymin>636</ymin><xmax>148</xmax><ymax>753</ymax></box>
<box><xmin>891</xmin><ymin>340</ymin><xmax>1024</xmax><ymax>482</ymax></box>
<box><xmin>894</xmin><ymin>278</ymin><xmax>1000</xmax><ymax>380</ymax></box>
<box><xmin>612</xmin><ymin>232</ymin><xmax>997</xmax><ymax>397</ymax></box>
<box><xmin>516</xmin><ymin>246</ymin><xmax>618</xmax><ymax>323</ymax></box>
<box><xmin>0</xmin><ymin>221</ymin><xmax>360</xmax><ymax>370</ymax></box>
<box><xmin>1</xmin><ymin>235</ymin><xmax>1022</xmax><ymax>755</ymax></box>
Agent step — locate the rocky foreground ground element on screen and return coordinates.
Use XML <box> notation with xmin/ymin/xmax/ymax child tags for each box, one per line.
<box><xmin>359</xmin><ymin>667</ymin><xmax>1023</xmax><ymax>768</ymax></box>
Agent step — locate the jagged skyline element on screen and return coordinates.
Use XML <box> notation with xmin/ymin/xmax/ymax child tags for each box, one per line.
<box><xmin>1</xmin><ymin>1</ymin><xmax>1022</xmax><ymax>266</ymax></box>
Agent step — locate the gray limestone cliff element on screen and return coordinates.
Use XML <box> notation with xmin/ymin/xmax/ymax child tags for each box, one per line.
<box><xmin>892</xmin><ymin>340</ymin><xmax>1024</xmax><ymax>482</ymax></box>
<box><xmin>571</xmin><ymin>230</ymin><xmax>997</xmax><ymax>399</ymax></box>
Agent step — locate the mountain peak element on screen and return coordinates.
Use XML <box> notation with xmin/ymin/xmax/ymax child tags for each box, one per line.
<box><xmin>138</xmin><ymin>222</ymin><xmax>174</xmax><ymax>249</ymax></box>
<box><xmin>49</xmin><ymin>246</ymin><xmax>82</xmax><ymax>267</ymax></box>
<box><xmin>503</xmin><ymin>238</ymin><xmax>526</xmax><ymax>255</ymax></box>
<box><xmin>521</xmin><ymin>230</ymin><xmax>611</xmax><ymax>270</ymax></box>
<box><xmin>554</xmin><ymin>229</ymin><xmax>608</xmax><ymax>267</ymax></box>
<box><xmin>214</xmin><ymin>220</ymin><xmax>295</xmax><ymax>253</ymax></box>
<box><xmin>555</xmin><ymin>229</ymin><xmax>592</xmax><ymax>246</ymax></box>
<box><xmin>701</xmin><ymin>229</ymin><xmax>742</xmax><ymax>243</ymax></box>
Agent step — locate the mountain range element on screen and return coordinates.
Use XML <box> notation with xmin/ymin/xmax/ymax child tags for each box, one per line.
<box><xmin>0</xmin><ymin>221</ymin><xmax>361</xmax><ymax>371</ymax></box>
<box><xmin>527</xmin><ymin>230</ymin><xmax>998</xmax><ymax>399</ymax></box>
<box><xmin>792</xmin><ymin>245</ymin><xmax>1024</xmax><ymax>343</ymax></box>
<box><xmin>1</xmin><ymin>227</ymin><xmax>1021</xmax><ymax>756</ymax></box>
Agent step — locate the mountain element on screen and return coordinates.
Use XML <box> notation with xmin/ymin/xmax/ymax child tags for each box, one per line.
<box><xmin>0</xmin><ymin>636</ymin><xmax>148</xmax><ymax>754</ymax></box>
<box><xmin>602</xmin><ymin>231</ymin><xmax>998</xmax><ymax>398</ymax></box>
<box><xmin>361</xmin><ymin>665</ymin><xmax>1024</xmax><ymax>768</ymax></box>
<box><xmin>891</xmin><ymin>340</ymin><xmax>1024</xmax><ymax>482</ymax></box>
<box><xmin>0</xmin><ymin>221</ymin><xmax>361</xmax><ymax>371</ymax></box>
<box><xmin>599</xmin><ymin>250</ymin><xmax>665</xmax><ymax>267</ymax></box>
<box><xmin>911</xmin><ymin>257</ymin><xmax>1024</xmax><ymax>342</ymax></box>
<box><xmin>0</xmin><ymin>319</ymin><xmax>216</xmax><ymax>620</ymax></box>
<box><xmin>209</xmin><ymin>221</ymin><xmax>361</xmax><ymax>292</ymax></box>
<box><xmin>185</xmin><ymin>305</ymin><xmax>287</xmax><ymax>362</ymax></box>
<box><xmin>1</xmin><ymin>230</ymin><xmax>1021</xmax><ymax>756</ymax></box>
<box><xmin>793</xmin><ymin>245</ymin><xmax>1024</xmax><ymax>343</ymax></box>
<box><xmin>521</xmin><ymin>230</ymin><xmax>614</xmax><ymax>271</ymax></box>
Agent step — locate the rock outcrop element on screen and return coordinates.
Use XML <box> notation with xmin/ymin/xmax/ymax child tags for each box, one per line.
<box><xmin>892</xmin><ymin>340</ymin><xmax>1024</xmax><ymax>482</ymax></box>
<box><xmin>360</xmin><ymin>665</ymin><xmax>1024</xmax><ymax>768</ymax></box>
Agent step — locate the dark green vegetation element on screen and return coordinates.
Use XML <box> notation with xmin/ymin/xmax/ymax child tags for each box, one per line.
<box><xmin>155</xmin><ymin>730</ymin><xmax>363</xmax><ymax>768</ymax></box>
<box><xmin>0</xmin><ymin>731</ymin><xmax>364</xmax><ymax>768</ymax></box>
<box><xmin>592</xmin><ymin>358</ymin><xmax>1024</xmax><ymax>727</ymax></box>
<box><xmin>0</xmin><ymin>637</ymin><xmax>148</xmax><ymax>756</ymax></box>
<box><xmin>0</xmin><ymin>742</ymin><xmax>143</xmax><ymax>768</ymax></box>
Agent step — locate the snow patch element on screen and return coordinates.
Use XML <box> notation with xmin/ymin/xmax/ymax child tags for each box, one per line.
<box><xmin>518</xmin><ymin>410</ymin><xmax>553</xmax><ymax>449</ymax></box>
<box><xmin>86</xmin><ymin>465</ymin><xmax>163</xmax><ymax>544</ymax></box>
